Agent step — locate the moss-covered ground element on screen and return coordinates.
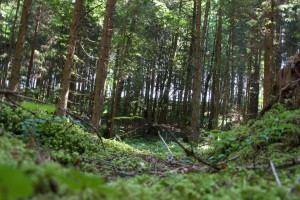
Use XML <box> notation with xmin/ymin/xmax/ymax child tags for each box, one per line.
<box><xmin>0</xmin><ymin>102</ymin><xmax>300</xmax><ymax>200</ymax></box>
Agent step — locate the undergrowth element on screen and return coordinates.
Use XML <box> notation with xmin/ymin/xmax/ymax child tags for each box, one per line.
<box><xmin>0</xmin><ymin>102</ymin><xmax>300</xmax><ymax>199</ymax></box>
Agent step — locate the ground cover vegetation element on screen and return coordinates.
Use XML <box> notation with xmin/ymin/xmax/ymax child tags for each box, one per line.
<box><xmin>0</xmin><ymin>100</ymin><xmax>300</xmax><ymax>199</ymax></box>
<box><xmin>1</xmin><ymin>0</ymin><xmax>300</xmax><ymax>199</ymax></box>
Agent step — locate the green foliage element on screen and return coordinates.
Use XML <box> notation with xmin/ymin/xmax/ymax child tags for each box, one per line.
<box><xmin>0</xmin><ymin>165</ymin><xmax>34</xmax><ymax>200</ymax></box>
<box><xmin>110</xmin><ymin>171</ymin><xmax>292</xmax><ymax>200</ymax></box>
<box><xmin>207</xmin><ymin>104</ymin><xmax>300</xmax><ymax>163</ymax></box>
<box><xmin>0</xmin><ymin>105</ymin><xmax>32</xmax><ymax>133</ymax></box>
<box><xmin>124</xmin><ymin>135</ymin><xmax>187</xmax><ymax>160</ymax></box>
<box><xmin>0</xmin><ymin>131</ymin><xmax>114</xmax><ymax>200</ymax></box>
<box><xmin>20</xmin><ymin>101</ymin><xmax>57</xmax><ymax>114</ymax></box>
<box><xmin>1</xmin><ymin>102</ymin><xmax>300</xmax><ymax>200</ymax></box>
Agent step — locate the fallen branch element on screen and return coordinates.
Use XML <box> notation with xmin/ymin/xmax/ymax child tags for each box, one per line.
<box><xmin>151</xmin><ymin>124</ymin><xmax>220</xmax><ymax>171</ymax></box>
<box><xmin>270</xmin><ymin>161</ymin><xmax>282</xmax><ymax>187</ymax></box>
<box><xmin>235</xmin><ymin>157</ymin><xmax>300</xmax><ymax>171</ymax></box>
<box><xmin>158</xmin><ymin>130</ymin><xmax>173</xmax><ymax>161</ymax></box>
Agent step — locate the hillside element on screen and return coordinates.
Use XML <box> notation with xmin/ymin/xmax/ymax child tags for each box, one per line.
<box><xmin>0</xmin><ymin>102</ymin><xmax>300</xmax><ymax>200</ymax></box>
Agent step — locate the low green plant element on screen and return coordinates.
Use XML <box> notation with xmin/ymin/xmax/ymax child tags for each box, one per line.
<box><xmin>0</xmin><ymin>164</ymin><xmax>34</xmax><ymax>200</ymax></box>
<box><xmin>207</xmin><ymin>104</ymin><xmax>300</xmax><ymax>163</ymax></box>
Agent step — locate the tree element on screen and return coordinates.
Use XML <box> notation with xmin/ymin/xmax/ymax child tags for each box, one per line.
<box><xmin>25</xmin><ymin>4</ymin><xmax>42</xmax><ymax>94</ymax></box>
<box><xmin>191</xmin><ymin>0</ymin><xmax>201</xmax><ymax>139</ymax></box>
<box><xmin>92</xmin><ymin>0</ymin><xmax>117</xmax><ymax>132</ymax></box>
<box><xmin>8</xmin><ymin>0</ymin><xmax>32</xmax><ymax>92</ymax></box>
<box><xmin>263</xmin><ymin>0</ymin><xmax>275</xmax><ymax>106</ymax></box>
<box><xmin>181</xmin><ymin>0</ymin><xmax>196</xmax><ymax>129</ymax></box>
<box><xmin>1</xmin><ymin>0</ymin><xmax>21</xmax><ymax>89</ymax></box>
<box><xmin>56</xmin><ymin>0</ymin><xmax>83</xmax><ymax>116</ymax></box>
<box><xmin>214</xmin><ymin>5</ymin><xmax>222</xmax><ymax>129</ymax></box>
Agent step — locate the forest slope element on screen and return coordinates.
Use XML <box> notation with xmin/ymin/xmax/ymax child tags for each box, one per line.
<box><xmin>0</xmin><ymin>102</ymin><xmax>300</xmax><ymax>200</ymax></box>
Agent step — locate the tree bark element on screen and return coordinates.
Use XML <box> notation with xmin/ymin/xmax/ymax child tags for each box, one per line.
<box><xmin>160</xmin><ymin>35</ymin><xmax>178</xmax><ymax>123</ymax></box>
<box><xmin>198</xmin><ymin>0</ymin><xmax>210</xmax><ymax>128</ymax></box>
<box><xmin>25</xmin><ymin>5</ymin><xmax>42</xmax><ymax>93</ymax></box>
<box><xmin>263</xmin><ymin>0</ymin><xmax>275</xmax><ymax>106</ymax></box>
<box><xmin>214</xmin><ymin>6</ymin><xmax>222</xmax><ymax>129</ymax></box>
<box><xmin>248</xmin><ymin>47</ymin><xmax>261</xmax><ymax>119</ymax></box>
<box><xmin>221</xmin><ymin>18</ymin><xmax>233</xmax><ymax>129</ymax></box>
<box><xmin>57</xmin><ymin>0</ymin><xmax>83</xmax><ymax>116</ymax></box>
<box><xmin>181</xmin><ymin>0</ymin><xmax>196</xmax><ymax>129</ymax></box>
<box><xmin>8</xmin><ymin>0</ymin><xmax>32</xmax><ymax>92</ymax></box>
<box><xmin>92</xmin><ymin>0</ymin><xmax>117</xmax><ymax>130</ymax></box>
<box><xmin>191</xmin><ymin>0</ymin><xmax>201</xmax><ymax>139</ymax></box>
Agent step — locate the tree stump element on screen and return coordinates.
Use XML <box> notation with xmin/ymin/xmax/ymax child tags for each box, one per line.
<box><xmin>259</xmin><ymin>53</ymin><xmax>300</xmax><ymax>117</ymax></box>
<box><xmin>277</xmin><ymin>53</ymin><xmax>300</xmax><ymax>108</ymax></box>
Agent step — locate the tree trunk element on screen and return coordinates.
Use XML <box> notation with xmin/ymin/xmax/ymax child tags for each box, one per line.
<box><xmin>147</xmin><ymin>57</ymin><xmax>156</xmax><ymax>123</ymax></box>
<box><xmin>221</xmin><ymin>19</ymin><xmax>233</xmax><ymax>129</ymax></box>
<box><xmin>263</xmin><ymin>0</ymin><xmax>275</xmax><ymax>106</ymax></box>
<box><xmin>213</xmin><ymin>6</ymin><xmax>222</xmax><ymax>129</ymax></box>
<box><xmin>245</xmin><ymin>39</ymin><xmax>253</xmax><ymax>123</ymax></box>
<box><xmin>123</xmin><ymin>77</ymin><xmax>131</xmax><ymax>116</ymax></box>
<box><xmin>92</xmin><ymin>0</ymin><xmax>117</xmax><ymax>131</ymax></box>
<box><xmin>248</xmin><ymin>46</ymin><xmax>261</xmax><ymax>119</ymax></box>
<box><xmin>25</xmin><ymin>5</ymin><xmax>42</xmax><ymax>94</ymax></box>
<box><xmin>181</xmin><ymin>0</ymin><xmax>196</xmax><ymax>129</ymax></box>
<box><xmin>198</xmin><ymin>0</ymin><xmax>210</xmax><ymax>128</ymax></box>
<box><xmin>1</xmin><ymin>0</ymin><xmax>20</xmax><ymax>89</ymax></box>
<box><xmin>208</xmin><ymin>69</ymin><xmax>216</xmax><ymax>130</ymax></box>
<box><xmin>191</xmin><ymin>0</ymin><xmax>201</xmax><ymax>139</ymax></box>
<box><xmin>160</xmin><ymin>35</ymin><xmax>178</xmax><ymax>123</ymax></box>
<box><xmin>57</xmin><ymin>0</ymin><xmax>83</xmax><ymax>116</ymax></box>
<box><xmin>8</xmin><ymin>0</ymin><xmax>32</xmax><ymax>92</ymax></box>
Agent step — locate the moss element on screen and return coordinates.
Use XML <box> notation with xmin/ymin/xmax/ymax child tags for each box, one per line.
<box><xmin>1</xmin><ymin>102</ymin><xmax>300</xmax><ymax>199</ymax></box>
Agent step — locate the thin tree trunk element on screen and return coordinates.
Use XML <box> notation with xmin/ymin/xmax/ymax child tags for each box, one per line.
<box><xmin>147</xmin><ymin>57</ymin><xmax>156</xmax><ymax>123</ymax></box>
<box><xmin>1</xmin><ymin>0</ymin><xmax>21</xmax><ymax>89</ymax></box>
<box><xmin>123</xmin><ymin>77</ymin><xmax>131</xmax><ymax>116</ymax></box>
<box><xmin>263</xmin><ymin>0</ymin><xmax>275</xmax><ymax>106</ymax></box>
<box><xmin>57</xmin><ymin>0</ymin><xmax>83</xmax><ymax>116</ymax></box>
<box><xmin>25</xmin><ymin>5</ymin><xmax>42</xmax><ymax>93</ymax></box>
<box><xmin>198</xmin><ymin>0</ymin><xmax>210</xmax><ymax>128</ymax></box>
<box><xmin>221</xmin><ymin>19</ymin><xmax>233</xmax><ymax>129</ymax></box>
<box><xmin>92</xmin><ymin>0</ymin><xmax>117</xmax><ymax>131</ymax></box>
<box><xmin>248</xmin><ymin>46</ymin><xmax>261</xmax><ymax>119</ymax></box>
<box><xmin>160</xmin><ymin>35</ymin><xmax>178</xmax><ymax>123</ymax></box>
<box><xmin>208</xmin><ymin>69</ymin><xmax>216</xmax><ymax>130</ymax></box>
<box><xmin>245</xmin><ymin>39</ymin><xmax>253</xmax><ymax>123</ymax></box>
<box><xmin>191</xmin><ymin>0</ymin><xmax>202</xmax><ymax>139</ymax></box>
<box><xmin>213</xmin><ymin>6</ymin><xmax>222</xmax><ymax>129</ymax></box>
<box><xmin>181</xmin><ymin>0</ymin><xmax>196</xmax><ymax>128</ymax></box>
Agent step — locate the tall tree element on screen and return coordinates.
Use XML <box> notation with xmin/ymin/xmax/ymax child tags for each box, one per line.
<box><xmin>214</xmin><ymin>5</ymin><xmax>222</xmax><ymax>129</ymax></box>
<box><xmin>92</xmin><ymin>0</ymin><xmax>117</xmax><ymax>132</ymax></box>
<box><xmin>198</xmin><ymin>0</ymin><xmax>210</xmax><ymax>127</ymax></box>
<box><xmin>181</xmin><ymin>0</ymin><xmax>196</xmax><ymax>128</ymax></box>
<box><xmin>8</xmin><ymin>0</ymin><xmax>32</xmax><ymax>92</ymax></box>
<box><xmin>57</xmin><ymin>0</ymin><xmax>83</xmax><ymax>116</ymax></box>
<box><xmin>191</xmin><ymin>0</ymin><xmax>201</xmax><ymax>139</ymax></box>
<box><xmin>263</xmin><ymin>0</ymin><xmax>275</xmax><ymax>106</ymax></box>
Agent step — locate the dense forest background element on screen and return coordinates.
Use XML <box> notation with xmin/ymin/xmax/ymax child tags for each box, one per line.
<box><xmin>1</xmin><ymin>0</ymin><xmax>300</xmax><ymax>137</ymax></box>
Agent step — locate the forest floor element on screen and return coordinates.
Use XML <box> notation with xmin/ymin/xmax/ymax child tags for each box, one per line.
<box><xmin>0</xmin><ymin>101</ymin><xmax>300</xmax><ymax>200</ymax></box>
